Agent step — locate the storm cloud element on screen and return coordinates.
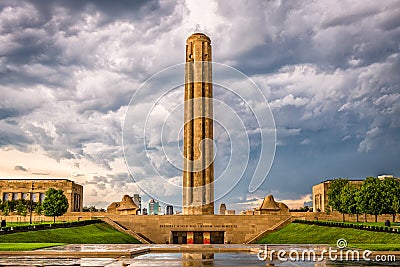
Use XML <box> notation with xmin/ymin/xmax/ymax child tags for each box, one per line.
<box><xmin>0</xmin><ymin>0</ymin><xmax>399</xmax><ymax>209</ymax></box>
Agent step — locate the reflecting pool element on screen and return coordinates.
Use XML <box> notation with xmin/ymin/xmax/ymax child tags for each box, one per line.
<box><xmin>0</xmin><ymin>244</ymin><xmax>397</xmax><ymax>266</ymax></box>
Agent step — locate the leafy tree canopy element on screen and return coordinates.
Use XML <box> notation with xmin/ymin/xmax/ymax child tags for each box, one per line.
<box><xmin>15</xmin><ymin>201</ymin><xmax>27</xmax><ymax>216</ymax></box>
<box><xmin>341</xmin><ymin>183</ymin><xmax>359</xmax><ymax>215</ymax></box>
<box><xmin>42</xmin><ymin>188</ymin><xmax>69</xmax><ymax>222</ymax></box>
<box><xmin>327</xmin><ymin>178</ymin><xmax>349</xmax><ymax>213</ymax></box>
<box><xmin>356</xmin><ymin>177</ymin><xmax>385</xmax><ymax>217</ymax></box>
<box><xmin>382</xmin><ymin>177</ymin><xmax>400</xmax><ymax>214</ymax></box>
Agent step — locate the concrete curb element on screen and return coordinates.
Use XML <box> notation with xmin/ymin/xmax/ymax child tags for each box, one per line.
<box><xmin>0</xmin><ymin>248</ymin><xmax>150</xmax><ymax>258</ymax></box>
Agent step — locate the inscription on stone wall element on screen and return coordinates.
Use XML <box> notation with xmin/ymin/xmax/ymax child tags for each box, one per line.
<box><xmin>159</xmin><ymin>224</ymin><xmax>238</xmax><ymax>228</ymax></box>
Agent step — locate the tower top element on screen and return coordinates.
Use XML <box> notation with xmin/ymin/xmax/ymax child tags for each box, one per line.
<box><xmin>186</xmin><ymin>33</ymin><xmax>211</xmax><ymax>44</ymax></box>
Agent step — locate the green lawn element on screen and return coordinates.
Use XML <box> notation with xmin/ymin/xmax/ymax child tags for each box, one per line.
<box><xmin>0</xmin><ymin>243</ymin><xmax>63</xmax><ymax>251</ymax></box>
<box><xmin>0</xmin><ymin>223</ymin><xmax>141</xmax><ymax>244</ymax></box>
<box><xmin>257</xmin><ymin>223</ymin><xmax>400</xmax><ymax>251</ymax></box>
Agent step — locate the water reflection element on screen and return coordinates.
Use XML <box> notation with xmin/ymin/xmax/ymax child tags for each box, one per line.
<box><xmin>0</xmin><ymin>245</ymin><xmax>397</xmax><ymax>266</ymax></box>
<box><xmin>182</xmin><ymin>253</ymin><xmax>214</xmax><ymax>267</ymax></box>
<box><xmin>0</xmin><ymin>254</ymin><xmax>397</xmax><ymax>266</ymax></box>
<box><xmin>133</xmin><ymin>252</ymin><xmax>266</xmax><ymax>266</ymax></box>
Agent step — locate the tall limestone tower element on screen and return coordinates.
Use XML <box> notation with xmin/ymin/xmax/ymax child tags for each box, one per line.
<box><xmin>183</xmin><ymin>33</ymin><xmax>214</xmax><ymax>215</ymax></box>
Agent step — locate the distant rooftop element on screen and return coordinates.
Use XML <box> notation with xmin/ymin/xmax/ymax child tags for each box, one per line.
<box><xmin>320</xmin><ymin>179</ymin><xmax>364</xmax><ymax>183</ymax></box>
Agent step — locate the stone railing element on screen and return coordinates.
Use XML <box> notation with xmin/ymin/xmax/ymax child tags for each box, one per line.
<box><xmin>97</xmin><ymin>216</ymin><xmax>154</xmax><ymax>244</ymax></box>
<box><xmin>244</xmin><ymin>216</ymin><xmax>292</xmax><ymax>244</ymax></box>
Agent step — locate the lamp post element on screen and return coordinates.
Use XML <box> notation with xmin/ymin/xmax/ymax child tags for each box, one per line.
<box><xmin>29</xmin><ymin>182</ymin><xmax>34</xmax><ymax>224</ymax></box>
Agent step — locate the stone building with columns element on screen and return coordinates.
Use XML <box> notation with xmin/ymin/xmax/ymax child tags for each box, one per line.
<box><xmin>0</xmin><ymin>178</ymin><xmax>83</xmax><ymax>212</ymax></box>
<box><xmin>312</xmin><ymin>175</ymin><xmax>397</xmax><ymax>212</ymax></box>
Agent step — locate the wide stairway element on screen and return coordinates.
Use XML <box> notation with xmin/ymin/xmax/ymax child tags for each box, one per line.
<box><xmin>98</xmin><ymin>216</ymin><xmax>155</xmax><ymax>244</ymax></box>
<box><xmin>243</xmin><ymin>216</ymin><xmax>292</xmax><ymax>244</ymax></box>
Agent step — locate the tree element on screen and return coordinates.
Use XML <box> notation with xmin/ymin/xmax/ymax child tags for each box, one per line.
<box><xmin>341</xmin><ymin>183</ymin><xmax>360</xmax><ymax>222</ymax></box>
<box><xmin>42</xmin><ymin>188</ymin><xmax>69</xmax><ymax>223</ymax></box>
<box><xmin>15</xmin><ymin>200</ymin><xmax>27</xmax><ymax>216</ymax></box>
<box><xmin>327</xmin><ymin>178</ymin><xmax>349</xmax><ymax>221</ymax></box>
<box><xmin>83</xmin><ymin>206</ymin><xmax>99</xmax><ymax>212</ymax></box>
<box><xmin>2</xmin><ymin>201</ymin><xmax>10</xmax><ymax>216</ymax></box>
<box><xmin>393</xmin><ymin>195</ymin><xmax>400</xmax><ymax>223</ymax></box>
<box><xmin>382</xmin><ymin>177</ymin><xmax>400</xmax><ymax>222</ymax></box>
<box><xmin>35</xmin><ymin>204</ymin><xmax>44</xmax><ymax>216</ymax></box>
<box><xmin>356</xmin><ymin>177</ymin><xmax>385</xmax><ymax>222</ymax></box>
<box><xmin>7</xmin><ymin>200</ymin><xmax>17</xmax><ymax>212</ymax></box>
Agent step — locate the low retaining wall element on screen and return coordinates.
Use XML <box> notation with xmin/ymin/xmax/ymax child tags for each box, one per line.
<box><xmin>290</xmin><ymin>212</ymin><xmax>400</xmax><ymax>222</ymax></box>
<box><xmin>0</xmin><ymin>219</ymin><xmax>101</xmax><ymax>235</ymax></box>
<box><xmin>0</xmin><ymin>212</ymin><xmax>106</xmax><ymax>224</ymax></box>
<box><xmin>294</xmin><ymin>219</ymin><xmax>400</xmax><ymax>234</ymax></box>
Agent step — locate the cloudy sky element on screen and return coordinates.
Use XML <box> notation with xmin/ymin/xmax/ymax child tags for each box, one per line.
<box><xmin>0</xmin><ymin>0</ymin><xmax>399</xmax><ymax>211</ymax></box>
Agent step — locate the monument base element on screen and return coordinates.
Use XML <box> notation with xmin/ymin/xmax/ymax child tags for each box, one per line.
<box><xmin>103</xmin><ymin>214</ymin><xmax>291</xmax><ymax>244</ymax></box>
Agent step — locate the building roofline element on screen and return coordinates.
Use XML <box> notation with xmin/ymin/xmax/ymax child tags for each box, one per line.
<box><xmin>318</xmin><ymin>177</ymin><xmax>393</xmax><ymax>184</ymax></box>
<box><xmin>0</xmin><ymin>178</ymin><xmax>74</xmax><ymax>182</ymax></box>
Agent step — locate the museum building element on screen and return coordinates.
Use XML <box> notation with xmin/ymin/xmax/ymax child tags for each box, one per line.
<box><xmin>0</xmin><ymin>178</ymin><xmax>83</xmax><ymax>212</ymax></box>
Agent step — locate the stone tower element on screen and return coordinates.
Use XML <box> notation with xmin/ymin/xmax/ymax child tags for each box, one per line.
<box><xmin>183</xmin><ymin>33</ymin><xmax>214</xmax><ymax>215</ymax></box>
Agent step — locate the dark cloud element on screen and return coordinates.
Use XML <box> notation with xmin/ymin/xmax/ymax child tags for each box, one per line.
<box><xmin>26</xmin><ymin>0</ymin><xmax>160</xmax><ymax>22</ymax></box>
<box><xmin>0</xmin><ymin>120</ymin><xmax>34</xmax><ymax>150</ymax></box>
<box><xmin>378</xmin><ymin>10</ymin><xmax>400</xmax><ymax>31</ymax></box>
<box><xmin>216</xmin><ymin>1</ymin><xmax>400</xmax><ymax>75</ymax></box>
<box><xmin>321</xmin><ymin>5</ymin><xmax>378</xmax><ymax>28</ymax></box>
<box><xmin>0</xmin><ymin>108</ymin><xmax>20</xmax><ymax>120</ymax></box>
<box><xmin>14</xmin><ymin>165</ymin><xmax>28</xmax><ymax>172</ymax></box>
<box><xmin>31</xmin><ymin>172</ymin><xmax>50</xmax><ymax>176</ymax></box>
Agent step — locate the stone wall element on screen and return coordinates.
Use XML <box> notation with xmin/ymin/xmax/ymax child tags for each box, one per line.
<box><xmin>312</xmin><ymin>182</ymin><xmax>329</xmax><ymax>212</ymax></box>
<box><xmin>290</xmin><ymin>211</ymin><xmax>400</xmax><ymax>222</ymax></box>
<box><xmin>105</xmin><ymin>214</ymin><xmax>291</xmax><ymax>244</ymax></box>
<box><xmin>0</xmin><ymin>212</ymin><xmax>106</xmax><ymax>224</ymax></box>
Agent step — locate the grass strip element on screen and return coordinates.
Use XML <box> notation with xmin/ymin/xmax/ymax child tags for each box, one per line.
<box><xmin>257</xmin><ymin>223</ymin><xmax>400</xmax><ymax>250</ymax></box>
<box><xmin>0</xmin><ymin>223</ymin><xmax>141</xmax><ymax>244</ymax></box>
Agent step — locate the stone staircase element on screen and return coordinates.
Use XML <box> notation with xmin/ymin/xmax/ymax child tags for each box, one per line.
<box><xmin>244</xmin><ymin>216</ymin><xmax>292</xmax><ymax>244</ymax></box>
<box><xmin>98</xmin><ymin>216</ymin><xmax>154</xmax><ymax>244</ymax></box>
